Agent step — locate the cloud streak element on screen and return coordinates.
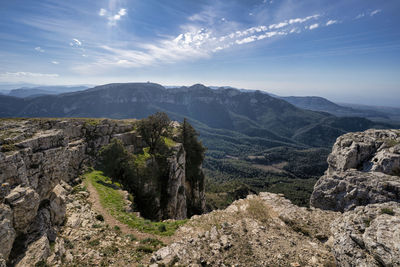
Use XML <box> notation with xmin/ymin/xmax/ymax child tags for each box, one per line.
<box><xmin>0</xmin><ymin>72</ymin><xmax>59</xmax><ymax>78</ymax></box>
<box><xmin>74</xmin><ymin>13</ymin><xmax>323</xmax><ymax>73</ymax></box>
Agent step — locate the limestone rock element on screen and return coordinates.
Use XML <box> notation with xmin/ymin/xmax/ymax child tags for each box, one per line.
<box><xmin>152</xmin><ymin>193</ymin><xmax>336</xmax><ymax>267</ymax></box>
<box><xmin>311</xmin><ymin>129</ymin><xmax>400</xmax><ymax>212</ymax></box>
<box><xmin>5</xmin><ymin>186</ymin><xmax>40</xmax><ymax>233</ymax></box>
<box><xmin>326</xmin><ymin>129</ymin><xmax>400</xmax><ymax>175</ymax></box>
<box><xmin>331</xmin><ymin>202</ymin><xmax>400</xmax><ymax>267</ymax></box>
<box><xmin>311</xmin><ymin>170</ymin><xmax>400</xmax><ymax>212</ymax></box>
<box><xmin>16</xmin><ymin>235</ymin><xmax>50</xmax><ymax>267</ymax></box>
<box><xmin>49</xmin><ymin>184</ymin><xmax>67</xmax><ymax>225</ymax></box>
<box><xmin>0</xmin><ymin>204</ymin><xmax>16</xmax><ymax>260</ymax></box>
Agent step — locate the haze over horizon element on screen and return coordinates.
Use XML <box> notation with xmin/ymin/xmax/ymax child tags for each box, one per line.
<box><xmin>0</xmin><ymin>0</ymin><xmax>399</xmax><ymax>106</ymax></box>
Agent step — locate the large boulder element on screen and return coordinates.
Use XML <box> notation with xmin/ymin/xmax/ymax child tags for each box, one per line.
<box><xmin>49</xmin><ymin>184</ymin><xmax>67</xmax><ymax>225</ymax></box>
<box><xmin>310</xmin><ymin>170</ymin><xmax>400</xmax><ymax>212</ymax></box>
<box><xmin>311</xmin><ymin>129</ymin><xmax>400</xmax><ymax>212</ymax></box>
<box><xmin>5</xmin><ymin>186</ymin><xmax>40</xmax><ymax>233</ymax></box>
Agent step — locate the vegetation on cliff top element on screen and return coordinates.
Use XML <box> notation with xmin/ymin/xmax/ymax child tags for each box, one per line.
<box><xmin>84</xmin><ymin>170</ymin><xmax>186</xmax><ymax>236</ymax></box>
<box><xmin>96</xmin><ymin>112</ymin><xmax>206</xmax><ymax>220</ymax></box>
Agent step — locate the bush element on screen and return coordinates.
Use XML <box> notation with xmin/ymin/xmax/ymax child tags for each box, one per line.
<box><xmin>95</xmin><ymin>214</ymin><xmax>104</xmax><ymax>221</ymax></box>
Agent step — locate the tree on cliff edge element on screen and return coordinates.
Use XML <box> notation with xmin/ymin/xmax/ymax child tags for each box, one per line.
<box><xmin>178</xmin><ymin>118</ymin><xmax>206</xmax><ymax>215</ymax></box>
<box><xmin>138</xmin><ymin>112</ymin><xmax>172</xmax><ymax>154</ymax></box>
<box><xmin>97</xmin><ymin>138</ymin><xmax>130</xmax><ymax>184</ymax></box>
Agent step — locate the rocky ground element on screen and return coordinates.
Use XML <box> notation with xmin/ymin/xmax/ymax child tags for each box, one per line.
<box><xmin>42</xmin><ymin>181</ymin><xmax>168</xmax><ymax>267</ymax></box>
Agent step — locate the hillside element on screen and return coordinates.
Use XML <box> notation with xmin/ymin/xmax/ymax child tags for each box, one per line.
<box><xmin>0</xmin><ymin>83</ymin><xmax>395</xmax><ymax>206</ymax></box>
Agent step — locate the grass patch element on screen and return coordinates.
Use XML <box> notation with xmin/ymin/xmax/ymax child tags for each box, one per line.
<box><xmin>163</xmin><ymin>137</ymin><xmax>176</xmax><ymax>148</ymax></box>
<box><xmin>84</xmin><ymin>170</ymin><xmax>187</xmax><ymax>236</ymax></box>
<box><xmin>246</xmin><ymin>198</ymin><xmax>272</xmax><ymax>224</ymax></box>
<box><xmin>381</xmin><ymin>208</ymin><xmax>395</xmax><ymax>216</ymax></box>
<box><xmin>134</xmin><ymin>147</ymin><xmax>151</xmax><ymax>166</ymax></box>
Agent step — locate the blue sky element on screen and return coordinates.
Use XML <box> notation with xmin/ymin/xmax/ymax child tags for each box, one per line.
<box><xmin>0</xmin><ymin>0</ymin><xmax>399</xmax><ymax>106</ymax></box>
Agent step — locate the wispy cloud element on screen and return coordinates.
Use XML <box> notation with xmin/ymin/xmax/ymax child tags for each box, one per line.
<box><xmin>356</xmin><ymin>9</ymin><xmax>382</xmax><ymax>19</ymax></box>
<box><xmin>74</xmin><ymin>13</ymin><xmax>323</xmax><ymax>73</ymax></box>
<box><xmin>51</xmin><ymin>61</ymin><xmax>59</xmax><ymax>64</ymax></box>
<box><xmin>98</xmin><ymin>8</ymin><xmax>127</xmax><ymax>26</ymax></box>
<box><xmin>0</xmin><ymin>72</ymin><xmax>59</xmax><ymax>78</ymax></box>
<box><xmin>355</xmin><ymin>13</ymin><xmax>365</xmax><ymax>19</ymax></box>
<box><xmin>370</xmin><ymin>9</ymin><xmax>381</xmax><ymax>16</ymax></box>
<box><xmin>34</xmin><ymin>46</ymin><xmax>45</xmax><ymax>52</ymax></box>
<box><xmin>70</xmin><ymin>38</ymin><xmax>82</xmax><ymax>47</ymax></box>
<box><xmin>326</xmin><ymin>20</ymin><xmax>338</xmax><ymax>26</ymax></box>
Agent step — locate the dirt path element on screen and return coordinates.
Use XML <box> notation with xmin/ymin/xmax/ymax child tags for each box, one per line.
<box><xmin>86</xmin><ymin>180</ymin><xmax>173</xmax><ymax>243</ymax></box>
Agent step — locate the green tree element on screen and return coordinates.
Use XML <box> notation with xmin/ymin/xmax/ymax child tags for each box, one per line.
<box><xmin>97</xmin><ymin>138</ymin><xmax>130</xmax><ymax>184</ymax></box>
<box><xmin>178</xmin><ymin>118</ymin><xmax>206</xmax><ymax>215</ymax></box>
<box><xmin>138</xmin><ymin>112</ymin><xmax>172</xmax><ymax>154</ymax></box>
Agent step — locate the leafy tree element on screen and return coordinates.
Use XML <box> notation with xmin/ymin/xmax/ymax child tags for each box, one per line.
<box><xmin>97</xmin><ymin>138</ymin><xmax>130</xmax><ymax>184</ymax></box>
<box><xmin>138</xmin><ymin>112</ymin><xmax>172</xmax><ymax>154</ymax></box>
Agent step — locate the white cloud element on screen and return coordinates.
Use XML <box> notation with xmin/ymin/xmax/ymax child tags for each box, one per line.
<box><xmin>370</xmin><ymin>9</ymin><xmax>381</xmax><ymax>16</ymax></box>
<box><xmin>355</xmin><ymin>13</ymin><xmax>365</xmax><ymax>19</ymax></box>
<box><xmin>70</xmin><ymin>38</ymin><xmax>82</xmax><ymax>47</ymax></box>
<box><xmin>51</xmin><ymin>61</ymin><xmax>59</xmax><ymax>64</ymax></box>
<box><xmin>309</xmin><ymin>23</ymin><xmax>319</xmax><ymax>30</ymax></box>
<box><xmin>326</xmin><ymin>20</ymin><xmax>338</xmax><ymax>26</ymax></box>
<box><xmin>289</xmin><ymin>14</ymin><xmax>320</xmax><ymax>24</ymax></box>
<box><xmin>99</xmin><ymin>8</ymin><xmax>107</xmax><ymax>16</ymax></box>
<box><xmin>236</xmin><ymin>36</ymin><xmax>258</xmax><ymax>45</ymax></box>
<box><xmin>0</xmin><ymin>72</ymin><xmax>59</xmax><ymax>78</ymax></box>
<box><xmin>99</xmin><ymin>8</ymin><xmax>127</xmax><ymax>26</ymax></box>
<box><xmin>73</xmin><ymin>14</ymin><xmax>322</xmax><ymax>72</ymax></box>
<box><xmin>34</xmin><ymin>46</ymin><xmax>45</xmax><ymax>52</ymax></box>
<box><xmin>269</xmin><ymin>22</ymin><xmax>288</xmax><ymax>29</ymax></box>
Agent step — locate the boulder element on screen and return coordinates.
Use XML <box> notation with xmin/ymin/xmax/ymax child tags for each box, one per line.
<box><xmin>49</xmin><ymin>184</ymin><xmax>67</xmax><ymax>225</ymax></box>
<box><xmin>5</xmin><ymin>186</ymin><xmax>40</xmax><ymax>233</ymax></box>
<box><xmin>310</xmin><ymin>170</ymin><xmax>400</xmax><ymax>212</ymax></box>
<box><xmin>15</xmin><ymin>235</ymin><xmax>50</xmax><ymax>267</ymax></box>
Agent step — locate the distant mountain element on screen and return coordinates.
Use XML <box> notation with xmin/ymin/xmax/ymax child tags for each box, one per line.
<box><xmin>7</xmin><ymin>85</ymin><xmax>89</xmax><ymax>98</ymax></box>
<box><xmin>0</xmin><ymin>82</ymin><xmax>396</xmax><ymax>206</ymax></box>
<box><xmin>277</xmin><ymin>95</ymin><xmax>395</xmax><ymax>122</ymax></box>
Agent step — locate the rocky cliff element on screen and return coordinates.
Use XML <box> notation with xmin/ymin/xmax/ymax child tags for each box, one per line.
<box><xmin>0</xmin><ymin>118</ymin><xmax>205</xmax><ymax>265</ymax></box>
<box><xmin>310</xmin><ymin>129</ymin><xmax>400</xmax><ymax>211</ymax></box>
<box><xmin>151</xmin><ymin>129</ymin><xmax>400</xmax><ymax>266</ymax></box>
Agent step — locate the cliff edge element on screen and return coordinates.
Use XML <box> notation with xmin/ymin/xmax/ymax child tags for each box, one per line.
<box><xmin>0</xmin><ymin>118</ymin><xmax>205</xmax><ymax>265</ymax></box>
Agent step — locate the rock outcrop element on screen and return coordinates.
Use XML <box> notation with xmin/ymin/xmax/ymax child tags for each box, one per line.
<box><xmin>311</xmin><ymin>129</ymin><xmax>400</xmax><ymax>211</ymax></box>
<box><xmin>152</xmin><ymin>192</ymin><xmax>337</xmax><ymax>267</ymax></box>
<box><xmin>310</xmin><ymin>129</ymin><xmax>400</xmax><ymax>266</ymax></box>
<box><xmin>0</xmin><ymin>118</ymin><xmax>205</xmax><ymax>264</ymax></box>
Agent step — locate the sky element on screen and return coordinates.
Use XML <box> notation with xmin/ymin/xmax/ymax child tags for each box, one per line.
<box><xmin>0</xmin><ymin>0</ymin><xmax>399</xmax><ymax>106</ymax></box>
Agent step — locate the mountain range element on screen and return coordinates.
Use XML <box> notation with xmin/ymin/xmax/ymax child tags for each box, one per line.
<box><xmin>0</xmin><ymin>82</ymin><xmax>397</xmax><ymax>206</ymax></box>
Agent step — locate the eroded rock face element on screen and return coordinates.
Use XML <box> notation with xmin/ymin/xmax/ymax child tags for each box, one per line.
<box><xmin>310</xmin><ymin>129</ymin><xmax>400</xmax><ymax>266</ymax></box>
<box><xmin>0</xmin><ymin>118</ymin><xmax>205</xmax><ymax>263</ymax></box>
<box><xmin>311</xmin><ymin>129</ymin><xmax>400</xmax><ymax>211</ymax></box>
<box><xmin>0</xmin><ymin>204</ymin><xmax>15</xmax><ymax>260</ymax></box>
<box><xmin>331</xmin><ymin>202</ymin><xmax>400</xmax><ymax>267</ymax></box>
<box><xmin>5</xmin><ymin>186</ymin><xmax>40</xmax><ymax>233</ymax></box>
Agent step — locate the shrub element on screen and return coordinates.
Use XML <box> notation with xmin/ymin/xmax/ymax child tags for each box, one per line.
<box><xmin>136</xmin><ymin>245</ymin><xmax>155</xmax><ymax>253</ymax></box>
<box><xmin>95</xmin><ymin>214</ymin><xmax>104</xmax><ymax>221</ymax></box>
